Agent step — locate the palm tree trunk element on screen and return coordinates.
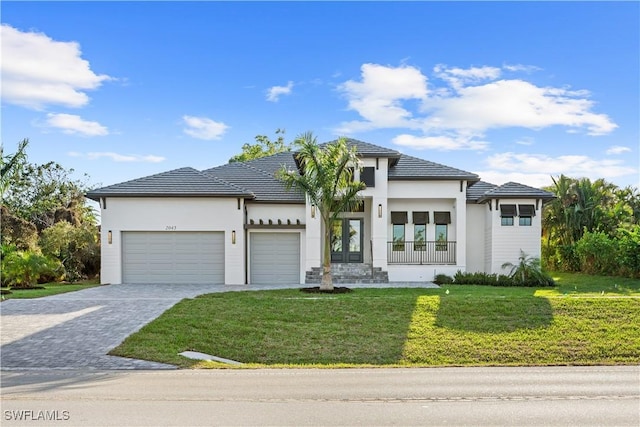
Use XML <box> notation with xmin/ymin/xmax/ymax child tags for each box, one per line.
<box><xmin>320</xmin><ymin>222</ymin><xmax>334</xmax><ymax>291</ymax></box>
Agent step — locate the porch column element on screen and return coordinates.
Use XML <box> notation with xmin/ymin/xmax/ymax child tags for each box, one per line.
<box><xmin>305</xmin><ymin>201</ymin><xmax>322</xmax><ymax>271</ymax></box>
<box><xmin>371</xmin><ymin>196</ymin><xmax>388</xmax><ymax>269</ymax></box>
<box><xmin>455</xmin><ymin>193</ymin><xmax>467</xmax><ymax>270</ymax></box>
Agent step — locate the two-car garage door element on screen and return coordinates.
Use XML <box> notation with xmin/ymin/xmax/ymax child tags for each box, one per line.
<box><xmin>122</xmin><ymin>232</ymin><xmax>224</xmax><ymax>284</ymax></box>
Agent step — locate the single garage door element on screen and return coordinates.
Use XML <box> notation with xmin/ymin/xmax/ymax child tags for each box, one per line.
<box><xmin>250</xmin><ymin>233</ymin><xmax>300</xmax><ymax>284</ymax></box>
<box><xmin>122</xmin><ymin>231</ymin><xmax>224</xmax><ymax>284</ymax></box>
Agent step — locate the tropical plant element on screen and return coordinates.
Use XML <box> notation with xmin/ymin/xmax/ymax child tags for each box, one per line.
<box><xmin>2</xmin><ymin>250</ymin><xmax>63</xmax><ymax>288</ymax></box>
<box><xmin>501</xmin><ymin>250</ymin><xmax>554</xmax><ymax>287</ymax></box>
<box><xmin>0</xmin><ymin>138</ymin><xmax>29</xmax><ymax>197</ymax></box>
<box><xmin>278</xmin><ymin>132</ymin><xmax>365</xmax><ymax>291</ymax></box>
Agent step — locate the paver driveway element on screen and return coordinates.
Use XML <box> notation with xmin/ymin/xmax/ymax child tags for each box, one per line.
<box><xmin>0</xmin><ymin>284</ymin><xmax>242</xmax><ymax>370</ymax></box>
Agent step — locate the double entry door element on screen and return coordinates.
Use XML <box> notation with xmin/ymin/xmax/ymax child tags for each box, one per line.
<box><xmin>330</xmin><ymin>218</ymin><xmax>363</xmax><ymax>263</ymax></box>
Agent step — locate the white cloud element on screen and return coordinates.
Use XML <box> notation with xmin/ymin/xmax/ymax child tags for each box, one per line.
<box><xmin>337</xmin><ymin>63</ymin><xmax>427</xmax><ymax>133</ymax></box>
<box><xmin>1</xmin><ymin>24</ymin><xmax>112</xmax><ymax>110</ymax></box>
<box><xmin>68</xmin><ymin>151</ymin><xmax>165</xmax><ymax>163</ymax></box>
<box><xmin>392</xmin><ymin>134</ymin><xmax>488</xmax><ymax>151</ymax></box>
<box><xmin>45</xmin><ymin>113</ymin><xmax>108</xmax><ymax>136</ymax></box>
<box><xmin>266</xmin><ymin>81</ymin><xmax>294</xmax><ymax>102</ymax></box>
<box><xmin>503</xmin><ymin>64</ymin><xmax>542</xmax><ymax>73</ymax></box>
<box><xmin>478</xmin><ymin>152</ymin><xmax>637</xmax><ymax>186</ymax></box>
<box><xmin>433</xmin><ymin>64</ymin><xmax>501</xmax><ymax>89</ymax></box>
<box><xmin>515</xmin><ymin>137</ymin><xmax>535</xmax><ymax>146</ymax></box>
<box><xmin>336</xmin><ymin>62</ymin><xmax>617</xmax><ymax>150</ymax></box>
<box><xmin>606</xmin><ymin>145</ymin><xmax>632</xmax><ymax>155</ymax></box>
<box><xmin>182</xmin><ymin>115</ymin><xmax>228</xmax><ymax>140</ymax></box>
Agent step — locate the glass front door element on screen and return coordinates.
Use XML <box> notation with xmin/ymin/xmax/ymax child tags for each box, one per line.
<box><xmin>331</xmin><ymin>219</ymin><xmax>363</xmax><ymax>263</ymax></box>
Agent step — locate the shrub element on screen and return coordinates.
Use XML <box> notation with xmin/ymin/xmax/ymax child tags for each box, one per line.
<box><xmin>575</xmin><ymin>231</ymin><xmax>618</xmax><ymax>276</ymax></box>
<box><xmin>616</xmin><ymin>226</ymin><xmax>640</xmax><ymax>278</ymax></box>
<box><xmin>2</xmin><ymin>250</ymin><xmax>63</xmax><ymax>288</ymax></box>
<box><xmin>433</xmin><ymin>274</ymin><xmax>453</xmax><ymax>285</ymax></box>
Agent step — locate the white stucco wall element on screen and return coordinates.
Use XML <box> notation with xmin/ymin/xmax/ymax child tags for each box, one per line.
<box><xmin>99</xmin><ymin>197</ymin><xmax>244</xmax><ymax>285</ymax></box>
<box><xmin>246</xmin><ymin>203</ymin><xmax>305</xmax><ymax>226</ymax></box>
<box><xmin>465</xmin><ymin>203</ymin><xmax>486</xmax><ymax>273</ymax></box>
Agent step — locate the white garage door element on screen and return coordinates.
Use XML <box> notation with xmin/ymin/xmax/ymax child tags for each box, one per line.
<box><xmin>122</xmin><ymin>232</ymin><xmax>224</xmax><ymax>284</ymax></box>
<box><xmin>250</xmin><ymin>233</ymin><xmax>300</xmax><ymax>284</ymax></box>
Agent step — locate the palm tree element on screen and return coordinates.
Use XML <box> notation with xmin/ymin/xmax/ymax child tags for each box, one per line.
<box><xmin>501</xmin><ymin>250</ymin><xmax>552</xmax><ymax>286</ymax></box>
<box><xmin>278</xmin><ymin>133</ymin><xmax>365</xmax><ymax>291</ymax></box>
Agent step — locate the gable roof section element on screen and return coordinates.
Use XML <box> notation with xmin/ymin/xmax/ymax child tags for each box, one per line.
<box><xmin>203</xmin><ymin>152</ymin><xmax>305</xmax><ymax>203</ymax></box>
<box><xmin>476</xmin><ymin>181</ymin><xmax>555</xmax><ymax>203</ymax></box>
<box><xmin>389</xmin><ymin>154</ymin><xmax>480</xmax><ymax>181</ymax></box>
<box><xmin>86</xmin><ymin>167</ymin><xmax>253</xmax><ymax>200</ymax></box>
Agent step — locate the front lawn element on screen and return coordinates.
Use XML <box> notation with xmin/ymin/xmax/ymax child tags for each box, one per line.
<box><xmin>110</xmin><ymin>273</ymin><xmax>640</xmax><ymax>368</ymax></box>
<box><xmin>1</xmin><ymin>279</ymin><xmax>100</xmax><ymax>300</ymax></box>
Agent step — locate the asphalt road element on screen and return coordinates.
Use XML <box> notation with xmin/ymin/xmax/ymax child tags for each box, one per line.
<box><xmin>1</xmin><ymin>366</ymin><xmax>638</xmax><ymax>426</ymax></box>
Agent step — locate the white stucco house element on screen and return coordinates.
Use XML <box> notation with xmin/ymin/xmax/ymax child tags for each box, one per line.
<box><xmin>87</xmin><ymin>139</ymin><xmax>555</xmax><ymax>285</ymax></box>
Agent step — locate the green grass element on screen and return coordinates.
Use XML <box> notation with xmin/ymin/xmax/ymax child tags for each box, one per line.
<box><xmin>1</xmin><ymin>279</ymin><xmax>100</xmax><ymax>300</ymax></box>
<box><xmin>110</xmin><ymin>272</ymin><xmax>640</xmax><ymax>368</ymax></box>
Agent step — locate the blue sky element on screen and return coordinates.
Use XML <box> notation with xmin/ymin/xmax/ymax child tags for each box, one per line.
<box><xmin>2</xmin><ymin>1</ymin><xmax>639</xmax><ymax>191</ymax></box>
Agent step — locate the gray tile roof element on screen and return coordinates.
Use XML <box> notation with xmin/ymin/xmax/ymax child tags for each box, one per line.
<box><xmin>476</xmin><ymin>181</ymin><xmax>556</xmax><ymax>202</ymax></box>
<box><xmin>203</xmin><ymin>152</ymin><xmax>305</xmax><ymax>203</ymax></box>
<box><xmin>389</xmin><ymin>154</ymin><xmax>480</xmax><ymax>181</ymax></box>
<box><xmin>466</xmin><ymin>181</ymin><xmax>498</xmax><ymax>202</ymax></box>
<box><xmin>86</xmin><ymin>167</ymin><xmax>253</xmax><ymax>200</ymax></box>
<box><xmin>86</xmin><ymin>142</ymin><xmax>555</xmax><ymax>205</ymax></box>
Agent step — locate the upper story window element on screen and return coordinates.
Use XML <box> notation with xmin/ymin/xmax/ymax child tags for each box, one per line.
<box><xmin>500</xmin><ymin>204</ymin><xmax>516</xmax><ymax>226</ymax></box>
<box><xmin>518</xmin><ymin>204</ymin><xmax>535</xmax><ymax>226</ymax></box>
<box><xmin>360</xmin><ymin>167</ymin><xmax>375</xmax><ymax>188</ymax></box>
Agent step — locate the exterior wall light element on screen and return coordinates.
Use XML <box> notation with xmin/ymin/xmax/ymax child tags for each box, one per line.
<box><xmin>231</xmin><ymin>230</ymin><xmax>236</xmax><ymax>244</ymax></box>
<box><xmin>311</xmin><ymin>205</ymin><xmax>316</xmax><ymax>218</ymax></box>
<box><xmin>107</xmin><ymin>230</ymin><xmax>113</xmax><ymax>245</ymax></box>
<box><xmin>378</xmin><ymin>204</ymin><xmax>383</xmax><ymax>218</ymax></box>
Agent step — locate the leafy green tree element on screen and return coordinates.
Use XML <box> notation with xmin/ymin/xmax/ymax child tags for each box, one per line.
<box><xmin>229</xmin><ymin>129</ymin><xmax>290</xmax><ymax>163</ymax></box>
<box><xmin>278</xmin><ymin>133</ymin><xmax>365</xmax><ymax>291</ymax></box>
<box><xmin>501</xmin><ymin>250</ymin><xmax>553</xmax><ymax>286</ymax></box>
<box><xmin>39</xmin><ymin>221</ymin><xmax>100</xmax><ymax>282</ymax></box>
<box><xmin>3</xmin><ymin>159</ymin><xmax>94</xmax><ymax>230</ymax></box>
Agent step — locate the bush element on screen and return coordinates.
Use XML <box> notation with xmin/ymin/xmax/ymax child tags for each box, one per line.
<box><xmin>433</xmin><ymin>274</ymin><xmax>453</xmax><ymax>285</ymax></box>
<box><xmin>617</xmin><ymin>226</ymin><xmax>640</xmax><ymax>278</ymax></box>
<box><xmin>575</xmin><ymin>231</ymin><xmax>618</xmax><ymax>276</ymax></box>
<box><xmin>2</xmin><ymin>250</ymin><xmax>63</xmax><ymax>288</ymax></box>
<box><xmin>502</xmin><ymin>250</ymin><xmax>555</xmax><ymax>287</ymax></box>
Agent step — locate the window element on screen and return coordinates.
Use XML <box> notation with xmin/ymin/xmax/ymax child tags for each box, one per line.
<box><xmin>500</xmin><ymin>204</ymin><xmax>516</xmax><ymax>227</ymax></box>
<box><xmin>414</xmin><ymin>224</ymin><xmax>426</xmax><ymax>251</ymax></box>
<box><xmin>412</xmin><ymin>211</ymin><xmax>428</xmax><ymax>251</ymax></box>
<box><xmin>435</xmin><ymin>224</ymin><xmax>448</xmax><ymax>251</ymax></box>
<box><xmin>502</xmin><ymin>216</ymin><xmax>514</xmax><ymax>226</ymax></box>
<box><xmin>361</xmin><ymin>167</ymin><xmax>375</xmax><ymax>188</ymax></box>
<box><xmin>519</xmin><ymin>216</ymin><xmax>532</xmax><ymax>226</ymax></box>
<box><xmin>518</xmin><ymin>204</ymin><xmax>534</xmax><ymax>226</ymax></box>
<box><xmin>392</xmin><ymin>224</ymin><xmax>405</xmax><ymax>251</ymax></box>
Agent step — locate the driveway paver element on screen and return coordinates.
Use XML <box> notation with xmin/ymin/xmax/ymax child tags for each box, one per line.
<box><xmin>1</xmin><ymin>282</ymin><xmax>436</xmax><ymax>370</ymax></box>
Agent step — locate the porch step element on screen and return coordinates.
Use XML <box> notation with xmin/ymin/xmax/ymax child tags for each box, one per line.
<box><xmin>305</xmin><ymin>264</ymin><xmax>389</xmax><ymax>284</ymax></box>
